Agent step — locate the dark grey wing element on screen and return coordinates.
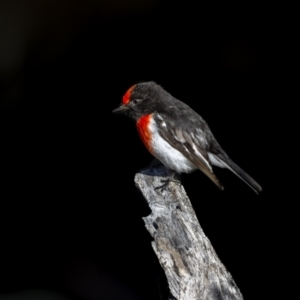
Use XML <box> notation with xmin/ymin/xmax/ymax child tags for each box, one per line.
<box><xmin>154</xmin><ymin>113</ymin><xmax>224</xmax><ymax>190</ymax></box>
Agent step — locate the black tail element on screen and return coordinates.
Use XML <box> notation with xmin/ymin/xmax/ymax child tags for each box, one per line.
<box><xmin>215</xmin><ymin>153</ymin><xmax>262</xmax><ymax>194</ymax></box>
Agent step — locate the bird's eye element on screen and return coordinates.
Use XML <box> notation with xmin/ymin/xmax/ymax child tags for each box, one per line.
<box><xmin>132</xmin><ymin>99</ymin><xmax>140</xmax><ymax>105</ymax></box>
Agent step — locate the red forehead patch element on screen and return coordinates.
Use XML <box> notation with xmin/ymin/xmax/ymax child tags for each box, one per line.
<box><xmin>122</xmin><ymin>85</ymin><xmax>136</xmax><ymax>105</ymax></box>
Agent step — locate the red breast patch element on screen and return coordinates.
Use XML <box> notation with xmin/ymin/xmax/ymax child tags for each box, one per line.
<box><xmin>136</xmin><ymin>114</ymin><xmax>153</xmax><ymax>154</ymax></box>
<box><xmin>122</xmin><ymin>85</ymin><xmax>136</xmax><ymax>105</ymax></box>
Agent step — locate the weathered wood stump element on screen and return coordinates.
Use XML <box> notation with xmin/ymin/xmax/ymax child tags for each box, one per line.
<box><xmin>135</xmin><ymin>164</ymin><xmax>243</xmax><ymax>300</ymax></box>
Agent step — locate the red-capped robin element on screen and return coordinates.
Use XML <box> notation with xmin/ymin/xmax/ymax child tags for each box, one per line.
<box><xmin>113</xmin><ymin>81</ymin><xmax>262</xmax><ymax>193</ymax></box>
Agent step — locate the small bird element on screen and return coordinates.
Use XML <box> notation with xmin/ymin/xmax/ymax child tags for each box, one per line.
<box><xmin>113</xmin><ymin>81</ymin><xmax>262</xmax><ymax>193</ymax></box>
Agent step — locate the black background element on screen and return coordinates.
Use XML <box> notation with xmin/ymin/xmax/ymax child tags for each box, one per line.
<box><xmin>0</xmin><ymin>1</ymin><xmax>290</xmax><ymax>299</ymax></box>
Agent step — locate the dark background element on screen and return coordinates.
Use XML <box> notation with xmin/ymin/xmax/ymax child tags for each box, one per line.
<box><xmin>0</xmin><ymin>1</ymin><xmax>289</xmax><ymax>299</ymax></box>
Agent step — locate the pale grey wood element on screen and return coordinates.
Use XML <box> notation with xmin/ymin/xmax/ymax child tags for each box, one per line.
<box><xmin>134</xmin><ymin>164</ymin><xmax>243</xmax><ymax>300</ymax></box>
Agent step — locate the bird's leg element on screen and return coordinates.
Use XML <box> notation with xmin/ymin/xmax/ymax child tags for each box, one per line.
<box><xmin>155</xmin><ymin>171</ymin><xmax>181</xmax><ymax>192</ymax></box>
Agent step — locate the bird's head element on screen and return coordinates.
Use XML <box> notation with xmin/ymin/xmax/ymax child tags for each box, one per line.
<box><xmin>112</xmin><ymin>81</ymin><xmax>164</xmax><ymax>121</ymax></box>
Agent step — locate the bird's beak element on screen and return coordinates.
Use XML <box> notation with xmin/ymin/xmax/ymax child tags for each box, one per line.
<box><xmin>112</xmin><ymin>104</ymin><xmax>128</xmax><ymax>114</ymax></box>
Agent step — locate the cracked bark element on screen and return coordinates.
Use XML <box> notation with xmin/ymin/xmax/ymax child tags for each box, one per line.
<box><xmin>134</xmin><ymin>164</ymin><xmax>243</xmax><ymax>300</ymax></box>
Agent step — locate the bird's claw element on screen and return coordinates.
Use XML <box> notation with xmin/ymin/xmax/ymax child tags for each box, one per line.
<box><xmin>155</xmin><ymin>179</ymin><xmax>170</xmax><ymax>192</ymax></box>
<box><xmin>155</xmin><ymin>175</ymin><xmax>181</xmax><ymax>192</ymax></box>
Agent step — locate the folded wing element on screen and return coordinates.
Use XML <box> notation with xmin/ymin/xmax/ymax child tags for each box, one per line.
<box><xmin>155</xmin><ymin>113</ymin><xmax>224</xmax><ymax>190</ymax></box>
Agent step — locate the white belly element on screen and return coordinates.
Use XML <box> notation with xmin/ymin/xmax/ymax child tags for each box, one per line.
<box><xmin>149</xmin><ymin>119</ymin><xmax>196</xmax><ymax>173</ymax></box>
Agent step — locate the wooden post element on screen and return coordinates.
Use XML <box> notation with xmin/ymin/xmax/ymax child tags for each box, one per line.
<box><xmin>134</xmin><ymin>164</ymin><xmax>243</xmax><ymax>300</ymax></box>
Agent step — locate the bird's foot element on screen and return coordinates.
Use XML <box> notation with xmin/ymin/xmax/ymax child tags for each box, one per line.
<box><xmin>155</xmin><ymin>172</ymin><xmax>181</xmax><ymax>192</ymax></box>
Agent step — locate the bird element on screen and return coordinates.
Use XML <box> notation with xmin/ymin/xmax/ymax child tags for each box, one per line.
<box><xmin>112</xmin><ymin>81</ymin><xmax>262</xmax><ymax>194</ymax></box>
